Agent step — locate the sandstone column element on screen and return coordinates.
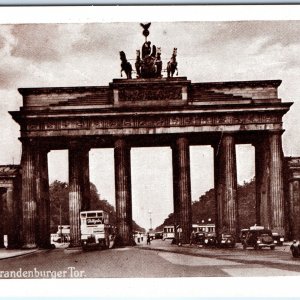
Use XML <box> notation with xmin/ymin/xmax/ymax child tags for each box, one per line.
<box><xmin>269</xmin><ymin>131</ymin><xmax>285</xmax><ymax>235</ymax></box>
<box><xmin>6</xmin><ymin>186</ymin><xmax>20</xmax><ymax>248</ymax></box>
<box><xmin>21</xmin><ymin>140</ymin><xmax>38</xmax><ymax>249</ymax></box>
<box><xmin>114</xmin><ymin>138</ymin><xmax>133</xmax><ymax>246</ymax></box>
<box><xmin>171</xmin><ymin>144</ymin><xmax>180</xmax><ymax>243</ymax></box>
<box><xmin>255</xmin><ymin>138</ymin><xmax>271</xmax><ymax>228</ymax></box>
<box><xmin>80</xmin><ymin>149</ymin><xmax>91</xmax><ymax>212</ymax></box>
<box><xmin>172</xmin><ymin>136</ymin><xmax>192</xmax><ymax>244</ymax></box>
<box><xmin>214</xmin><ymin>134</ymin><xmax>238</xmax><ymax>236</ymax></box>
<box><xmin>0</xmin><ymin>189</ymin><xmax>4</xmax><ymax>248</ymax></box>
<box><xmin>69</xmin><ymin>144</ymin><xmax>83</xmax><ymax>247</ymax></box>
<box><xmin>36</xmin><ymin>146</ymin><xmax>51</xmax><ymax>248</ymax></box>
<box><xmin>288</xmin><ymin>179</ymin><xmax>300</xmax><ymax>239</ymax></box>
<box><xmin>255</xmin><ymin>131</ymin><xmax>285</xmax><ymax>235</ymax></box>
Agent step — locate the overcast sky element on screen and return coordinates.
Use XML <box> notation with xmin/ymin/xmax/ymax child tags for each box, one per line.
<box><xmin>1</xmin><ymin>21</ymin><xmax>300</xmax><ymax>229</ymax></box>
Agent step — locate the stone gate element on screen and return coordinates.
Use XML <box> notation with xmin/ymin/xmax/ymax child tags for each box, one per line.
<box><xmin>9</xmin><ymin>76</ymin><xmax>292</xmax><ymax>248</ymax></box>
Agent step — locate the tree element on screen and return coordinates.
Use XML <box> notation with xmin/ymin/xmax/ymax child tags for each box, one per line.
<box><xmin>156</xmin><ymin>178</ymin><xmax>256</xmax><ymax>231</ymax></box>
<box><xmin>49</xmin><ymin>180</ymin><xmax>145</xmax><ymax>233</ymax></box>
<box><xmin>49</xmin><ymin>181</ymin><xmax>69</xmax><ymax>233</ymax></box>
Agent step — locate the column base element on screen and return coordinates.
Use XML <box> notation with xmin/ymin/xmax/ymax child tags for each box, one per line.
<box><xmin>6</xmin><ymin>244</ymin><xmax>21</xmax><ymax>250</ymax></box>
<box><xmin>113</xmin><ymin>235</ymin><xmax>135</xmax><ymax>247</ymax></box>
<box><xmin>65</xmin><ymin>246</ymin><xmax>82</xmax><ymax>252</ymax></box>
<box><xmin>22</xmin><ymin>243</ymin><xmax>38</xmax><ymax>249</ymax></box>
<box><xmin>39</xmin><ymin>243</ymin><xmax>56</xmax><ymax>249</ymax></box>
<box><xmin>68</xmin><ymin>242</ymin><xmax>82</xmax><ymax>248</ymax></box>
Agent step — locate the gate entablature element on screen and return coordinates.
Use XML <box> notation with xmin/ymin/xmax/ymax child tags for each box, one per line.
<box><xmin>11</xmin><ymin>79</ymin><xmax>292</xmax><ymax>141</ymax></box>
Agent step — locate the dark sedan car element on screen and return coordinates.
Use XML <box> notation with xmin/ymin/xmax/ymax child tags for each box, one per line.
<box><xmin>272</xmin><ymin>232</ymin><xmax>284</xmax><ymax>246</ymax></box>
<box><xmin>194</xmin><ymin>232</ymin><xmax>206</xmax><ymax>246</ymax></box>
<box><xmin>243</xmin><ymin>228</ymin><xmax>275</xmax><ymax>250</ymax></box>
<box><xmin>217</xmin><ymin>233</ymin><xmax>236</xmax><ymax>248</ymax></box>
<box><xmin>290</xmin><ymin>240</ymin><xmax>300</xmax><ymax>258</ymax></box>
<box><xmin>204</xmin><ymin>233</ymin><xmax>217</xmax><ymax>247</ymax></box>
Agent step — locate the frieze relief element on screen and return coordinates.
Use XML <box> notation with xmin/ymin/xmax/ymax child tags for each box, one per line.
<box><xmin>118</xmin><ymin>87</ymin><xmax>182</xmax><ymax>101</ymax></box>
<box><xmin>25</xmin><ymin>113</ymin><xmax>282</xmax><ymax>132</ymax></box>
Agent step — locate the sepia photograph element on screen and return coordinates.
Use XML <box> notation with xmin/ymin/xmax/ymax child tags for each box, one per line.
<box><xmin>0</xmin><ymin>4</ymin><xmax>300</xmax><ymax>297</ymax></box>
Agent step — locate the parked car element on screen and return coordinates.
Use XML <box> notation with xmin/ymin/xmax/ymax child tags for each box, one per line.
<box><xmin>290</xmin><ymin>240</ymin><xmax>300</xmax><ymax>258</ymax></box>
<box><xmin>217</xmin><ymin>233</ymin><xmax>236</xmax><ymax>248</ymax></box>
<box><xmin>272</xmin><ymin>232</ymin><xmax>284</xmax><ymax>246</ymax></box>
<box><xmin>242</xmin><ymin>227</ymin><xmax>275</xmax><ymax>250</ymax></box>
<box><xmin>194</xmin><ymin>232</ymin><xmax>206</xmax><ymax>246</ymax></box>
<box><xmin>204</xmin><ymin>232</ymin><xmax>217</xmax><ymax>247</ymax></box>
<box><xmin>155</xmin><ymin>231</ymin><xmax>163</xmax><ymax>239</ymax></box>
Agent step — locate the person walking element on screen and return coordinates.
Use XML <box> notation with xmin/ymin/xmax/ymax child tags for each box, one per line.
<box><xmin>190</xmin><ymin>230</ymin><xmax>196</xmax><ymax>246</ymax></box>
<box><xmin>147</xmin><ymin>233</ymin><xmax>151</xmax><ymax>245</ymax></box>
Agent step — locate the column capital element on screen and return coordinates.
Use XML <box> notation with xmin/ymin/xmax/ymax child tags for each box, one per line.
<box><xmin>68</xmin><ymin>140</ymin><xmax>90</xmax><ymax>152</ymax></box>
<box><xmin>114</xmin><ymin>137</ymin><xmax>131</xmax><ymax>150</ymax></box>
<box><xmin>176</xmin><ymin>136</ymin><xmax>189</xmax><ymax>145</ymax></box>
<box><xmin>269</xmin><ymin>129</ymin><xmax>285</xmax><ymax>134</ymax></box>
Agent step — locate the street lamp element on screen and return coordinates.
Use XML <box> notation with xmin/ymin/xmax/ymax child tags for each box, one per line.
<box><xmin>148</xmin><ymin>210</ymin><xmax>152</xmax><ymax>231</ymax></box>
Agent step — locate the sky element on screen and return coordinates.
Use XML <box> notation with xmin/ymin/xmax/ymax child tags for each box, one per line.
<box><xmin>1</xmin><ymin>20</ymin><xmax>300</xmax><ymax>229</ymax></box>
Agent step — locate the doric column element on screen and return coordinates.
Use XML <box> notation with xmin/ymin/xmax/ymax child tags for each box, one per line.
<box><xmin>288</xmin><ymin>179</ymin><xmax>300</xmax><ymax>239</ymax></box>
<box><xmin>214</xmin><ymin>134</ymin><xmax>238</xmax><ymax>236</ymax></box>
<box><xmin>114</xmin><ymin>138</ymin><xmax>133</xmax><ymax>246</ymax></box>
<box><xmin>171</xmin><ymin>144</ymin><xmax>180</xmax><ymax>243</ymax></box>
<box><xmin>214</xmin><ymin>145</ymin><xmax>221</xmax><ymax>237</ymax></box>
<box><xmin>255</xmin><ymin>138</ymin><xmax>271</xmax><ymax>228</ymax></box>
<box><xmin>68</xmin><ymin>144</ymin><xmax>83</xmax><ymax>247</ymax></box>
<box><xmin>80</xmin><ymin>149</ymin><xmax>91</xmax><ymax>212</ymax></box>
<box><xmin>36</xmin><ymin>146</ymin><xmax>51</xmax><ymax>248</ymax></box>
<box><xmin>0</xmin><ymin>189</ymin><xmax>4</xmax><ymax>248</ymax></box>
<box><xmin>172</xmin><ymin>136</ymin><xmax>192</xmax><ymax>244</ymax></box>
<box><xmin>269</xmin><ymin>131</ymin><xmax>285</xmax><ymax>235</ymax></box>
<box><xmin>6</xmin><ymin>186</ymin><xmax>19</xmax><ymax>248</ymax></box>
<box><xmin>255</xmin><ymin>131</ymin><xmax>285</xmax><ymax>235</ymax></box>
<box><xmin>20</xmin><ymin>140</ymin><xmax>38</xmax><ymax>249</ymax></box>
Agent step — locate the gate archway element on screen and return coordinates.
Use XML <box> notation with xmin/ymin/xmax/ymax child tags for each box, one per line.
<box><xmin>10</xmin><ymin>76</ymin><xmax>292</xmax><ymax>248</ymax></box>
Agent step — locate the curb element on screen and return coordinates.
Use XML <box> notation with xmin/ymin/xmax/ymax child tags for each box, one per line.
<box><xmin>0</xmin><ymin>249</ymin><xmax>40</xmax><ymax>261</ymax></box>
<box><xmin>138</xmin><ymin>245</ymin><xmax>300</xmax><ymax>270</ymax></box>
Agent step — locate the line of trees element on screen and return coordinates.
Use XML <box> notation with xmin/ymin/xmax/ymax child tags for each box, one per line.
<box><xmin>155</xmin><ymin>178</ymin><xmax>256</xmax><ymax>231</ymax></box>
<box><xmin>49</xmin><ymin>180</ymin><xmax>145</xmax><ymax>233</ymax></box>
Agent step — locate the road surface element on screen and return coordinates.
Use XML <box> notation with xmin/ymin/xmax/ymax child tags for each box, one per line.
<box><xmin>0</xmin><ymin>239</ymin><xmax>299</xmax><ymax>278</ymax></box>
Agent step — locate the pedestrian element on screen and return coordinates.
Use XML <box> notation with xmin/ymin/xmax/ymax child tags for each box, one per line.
<box><xmin>190</xmin><ymin>230</ymin><xmax>196</xmax><ymax>246</ymax></box>
<box><xmin>147</xmin><ymin>233</ymin><xmax>151</xmax><ymax>245</ymax></box>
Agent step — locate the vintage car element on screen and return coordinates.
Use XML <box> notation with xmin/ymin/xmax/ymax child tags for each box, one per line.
<box><xmin>217</xmin><ymin>233</ymin><xmax>236</xmax><ymax>248</ymax></box>
<box><xmin>155</xmin><ymin>231</ymin><xmax>163</xmax><ymax>239</ymax></box>
<box><xmin>204</xmin><ymin>232</ymin><xmax>217</xmax><ymax>247</ymax></box>
<box><xmin>242</xmin><ymin>227</ymin><xmax>275</xmax><ymax>250</ymax></box>
<box><xmin>194</xmin><ymin>232</ymin><xmax>206</xmax><ymax>246</ymax></box>
<box><xmin>272</xmin><ymin>232</ymin><xmax>284</xmax><ymax>246</ymax></box>
<box><xmin>290</xmin><ymin>240</ymin><xmax>300</xmax><ymax>258</ymax></box>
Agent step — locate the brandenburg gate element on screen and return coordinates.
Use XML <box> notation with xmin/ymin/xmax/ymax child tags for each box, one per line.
<box><xmin>9</xmin><ymin>24</ymin><xmax>292</xmax><ymax>248</ymax></box>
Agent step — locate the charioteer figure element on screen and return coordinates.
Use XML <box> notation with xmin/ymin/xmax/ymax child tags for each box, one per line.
<box><xmin>119</xmin><ymin>23</ymin><xmax>178</xmax><ymax>79</ymax></box>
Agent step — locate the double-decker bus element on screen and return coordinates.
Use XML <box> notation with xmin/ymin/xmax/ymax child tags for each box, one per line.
<box><xmin>80</xmin><ymin>210</ymin><xmax>110</xmax><ymax>249</ymax></box>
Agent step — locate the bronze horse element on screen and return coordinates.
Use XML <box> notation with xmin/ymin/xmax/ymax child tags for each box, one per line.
<box><xmin>167</xmin><ymin>48</ymin><xmax>178</xmax><ymax>78</ymax></box>
<box><xmin>120</xmin><ymin>51</ymin><xmax>132</xmax><ymax>79</ymax></box>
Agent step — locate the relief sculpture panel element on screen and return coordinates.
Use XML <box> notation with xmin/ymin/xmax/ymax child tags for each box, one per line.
<box><xmin>118</xmin><ymin>87</ymin><xmax>182</xmax><ymax>101</ymax></box>
<box><xmin>25</xmin><ymin>112</ymin><xmax>282</xmax><ymax>134</ymax></box>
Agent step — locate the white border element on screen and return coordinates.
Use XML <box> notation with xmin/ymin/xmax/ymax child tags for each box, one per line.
<box><xmin>0</xmin><ymin>5</ymin><xmax>299</xmax><ymax>24</ymax></box>
<box><xmin>0</xmin><ymin>5</ymin><xmax>300</xmax><ymax>298</ymax></box>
